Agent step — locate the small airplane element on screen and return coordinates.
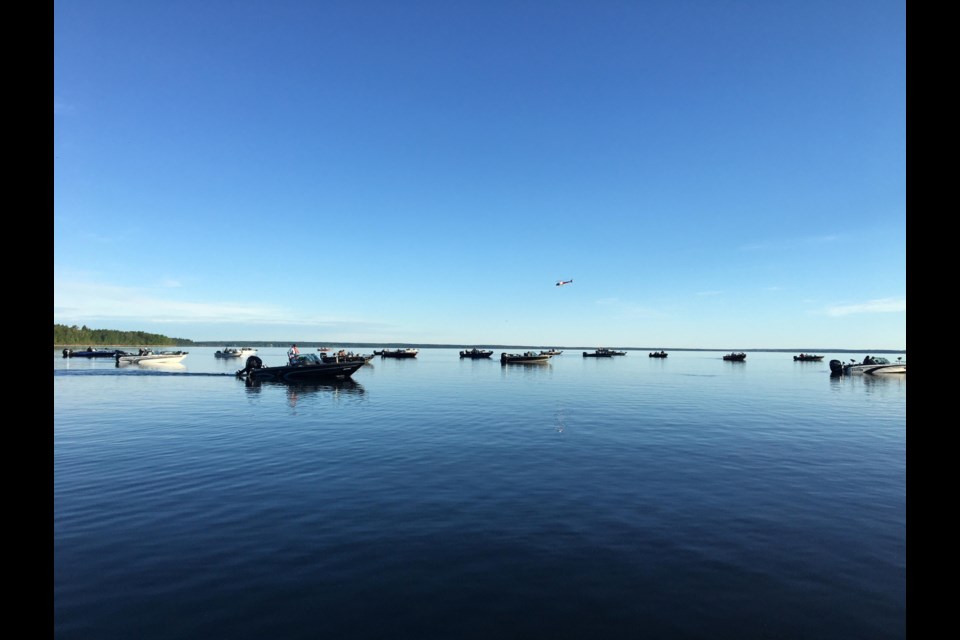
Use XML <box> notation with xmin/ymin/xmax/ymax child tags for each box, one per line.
<box><xmin>556</xmin><ymin>279</ymin><xmax>573</xmax><ymax>287</ymax></box>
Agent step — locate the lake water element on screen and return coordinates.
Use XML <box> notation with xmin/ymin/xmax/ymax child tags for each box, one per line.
<box><xmin>54</xmin><ymin>347</ymin><xmax>906</xmax><ymax>639</ymax></box>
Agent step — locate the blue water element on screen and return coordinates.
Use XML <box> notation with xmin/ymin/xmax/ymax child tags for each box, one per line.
<box><xmin>54</xmin><ymin>347</ymin><xmax>906</xmax><ymax>639</ymax></box>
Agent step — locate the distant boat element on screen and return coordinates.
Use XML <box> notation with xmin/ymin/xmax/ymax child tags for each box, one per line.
<box><xmin>501</xmin><ymin>351</ymin><xmax>551</xmax><ymax>364</ymax></box>
<box><xmin>793</xmin><ymin>354</ymin><xmax>824</xmax><ymax>362</ymax></box>
<box><xmin>380</xmin><ymin>348</ymin><xmax>419</xmax><ymax>358</ymax></box>
<box><xmin>649</xmin><ymin>351</ymin><xmax>668</xmax><ymax>358</ymax></box>
<box><xmin>583</xmin><ymin>350</ymin><xmax>613</xmax><ymax>358</ymax></box>
<box><xmin>584</xmin><ymin>348</ymin><xmax>626</xmax><ymax>357</ymax></box>
<box><xmin>540</xmin><ymin>349</ymin><xmax>563</xmax><ymax>356</ymax></box>
<box><xmin>723</xmin><ymin>352</ymin><xmax>747</xmax><ymax>362</ymax></box>
<box><xmin>63</xmin><ymin>348</ymin><xmax>128</xmax><ymax>358</ymax></box>
<box><xmin>460</xmin><ymin>348</ymin><xmax>494</xmax><ymax>359</ymax></box>
<box><xmin>215</xmin><ymin>347</ymin><xmax>257</xmax><ymax>358</ymax></box>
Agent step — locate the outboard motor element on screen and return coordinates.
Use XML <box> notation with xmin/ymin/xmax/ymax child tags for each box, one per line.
<box><xmin>62</xmin><ymin>349</ymin><xmax>72</xmax><ymax>358</ymax></box>
<box><xmin>829</xmin><ymin>359</ymin><xmax>844</xmax><ymax>376</ymax></box>
<box><xmin>238</xmin><ymin>355</ymin><xmax>264</xmax><ymax>378</ymax></box>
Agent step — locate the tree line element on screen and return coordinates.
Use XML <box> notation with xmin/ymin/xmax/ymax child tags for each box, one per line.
<box><xmin>54</xmin><ymin>324</ymin><xmax>194</xmax><ymax>347</ymax></box>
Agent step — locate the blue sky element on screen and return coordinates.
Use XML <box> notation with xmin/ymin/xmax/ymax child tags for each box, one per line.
<box><xmin>54</xmin><ymin>0</ymin><xmax>906</xmax><ymax>350</ymax></box>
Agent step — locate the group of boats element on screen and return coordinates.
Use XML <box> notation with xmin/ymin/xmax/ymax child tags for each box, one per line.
<box><xmin>61</xmin><ymin>345</ymin><xmax>907</xmax><ymax>380</ymax></box>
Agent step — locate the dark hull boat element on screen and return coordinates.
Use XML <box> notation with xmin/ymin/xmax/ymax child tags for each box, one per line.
<box><xmin>380</xmin><ymin>349</ymin><xmax>419</xmax><ymax>358</ymax></box>
<box><xmin>63</xmin><ymin>348</ymin><xmax>129</xmax><ymax>358</ymax></box>
<box><xmin>649</xmin><ymin>351</ymin><xmax>668</xmax><ymax>358</ymax></box>
<box><xmin>723</xmin><ymin>353</ymin><xmax>747</xmax><ymax>361</ymax></box>
<box><xmin>236</xmin><ymin>354</ymin><xmax>364</xmax><ymax>383</ymax></box>
<box><xmin>501</xmin><ymin>351</ymin><xmax>551</xmax><ymax>364</ymax></box>
<box><xmin>460</xmin><ymin>348</ymin><xmax>494</xmax><ymax>358</ymax></box>
<box><xmin>586</xmin><ymin>348</ymin><xmax>626</xmax><ymax>357</ymax></box>
<box><xmin>793</xmin><ymin>354</ymin><xmax>824</xmax><ymax>361</ymax></box>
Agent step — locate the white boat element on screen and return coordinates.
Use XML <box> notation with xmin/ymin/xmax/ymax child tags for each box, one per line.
<box><xmin>830</xmin><ymin>356</ymin><xmax>905</xmax><ymax>376</ymax></box>
<box><xmin>215</xmin><ymin>347</ymin><xmax>257</xmax><ymax>358</ymax></box>
<box><xmin>116</xmin><ymin>349</ymin><xmax>189</xmax><ymax>365</ymax></box>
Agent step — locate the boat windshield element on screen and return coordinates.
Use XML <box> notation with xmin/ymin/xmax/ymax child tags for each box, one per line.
<box><xmin>293</xmin><ymin>353</ymin><xmax>322</xmax><ymax>365</ymax></box>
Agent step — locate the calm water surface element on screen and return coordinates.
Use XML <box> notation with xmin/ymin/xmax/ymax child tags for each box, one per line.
<box><xmin>54</xmin><ymin>347</ymin><xmax>906</xmax><ymax>639</ymax></box>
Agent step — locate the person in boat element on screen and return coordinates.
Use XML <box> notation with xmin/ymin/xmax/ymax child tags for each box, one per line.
<box><xmin>288</xmin><ymin>344</ymin><xmax>300</xmax><ymax>364</ymax></box>
<box><xmin>863</xmin><ymin>355</ymin><xmax>874</xmax><ymax>364</ymax></box>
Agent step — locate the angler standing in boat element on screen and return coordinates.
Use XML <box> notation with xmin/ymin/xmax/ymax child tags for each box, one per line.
<box><xmin>287</xmin><ymin>344</ymin><xmax>300</xmax><ymax>364</ymax></box>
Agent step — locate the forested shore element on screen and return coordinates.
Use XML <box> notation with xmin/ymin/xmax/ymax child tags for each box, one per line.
<box><xmin>54</xmin><ymin>324</ymin><xmax>193</xmax><ymax>347</ymax></box>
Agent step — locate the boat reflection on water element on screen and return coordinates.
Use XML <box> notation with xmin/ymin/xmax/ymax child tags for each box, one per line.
<box><xmin>134</xmin><ymin>361</ymin><xmax>187</xmax><ymax>372</ymax></box>
<box><xmin>241</xmin><ymin>377</ymin><xmax>366</xmax><ymax>398</ymax></box>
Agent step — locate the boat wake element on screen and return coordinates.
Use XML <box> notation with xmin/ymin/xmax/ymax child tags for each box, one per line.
<box><xmin>54</xmin><ymin>369</ymin><xmax>234</xmax><ymax>378</ymax></box>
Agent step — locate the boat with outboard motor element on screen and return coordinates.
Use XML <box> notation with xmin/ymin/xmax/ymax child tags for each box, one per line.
<box><xmin>501</xmin><ymin>351</ymin><xmax>551</xmax><ymax>364</ymax></box>
<box><xmin>829</xmin><ymin>356</ymin><xmax>906</xmax><ymax>376</ymax></box>
<box><xmin>793</xmin><ymin>354</ymin><xmax>824</xmax><ymax>362</ymax></box>
<box><xmin>649</xmin><ymin>351</ymin><xmax>668</xmax><ymax>358</ymax></box>
<box><xmin>380</xmin><ymin>348</ymin><xmax>419</xmax><ymax>358</ymax></box>
<box><xmin>116</xmin><ymin>349</ymin><xmax>189</xmax><ymax>365</ymax></box>
<box><xmin>460</xmin><ymin>348</ymin><xmax>494</xmax><ymax>359</ymax></box>
<box><xmin>540</xmin><ymin>349</ymin><xmax>563</xmax><ymax>356</ymax></box>
<box><xmin>236</xmin><ymin>354</ymin><xmax>365</xmax><ymax>382</ymax></box>
<box><xmin>723</xmin><ymin>352</ymin><xmax>747</xmax><ymax>361</ymax></box>
<box><xmin>63</xmin><ymin>347</ymin><xmax>129</xmax><ymax>358</ymax></box>
<box><xmin>215</xmin><ymin>347</ymin><xmax>258</xmax><ymax>358</ymax></box>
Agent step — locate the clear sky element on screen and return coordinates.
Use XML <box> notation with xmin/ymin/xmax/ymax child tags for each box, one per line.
<box><xmin>54</xmin><ymin>0</ymin><xmax>906</xmax><ymax>350</ymax></box>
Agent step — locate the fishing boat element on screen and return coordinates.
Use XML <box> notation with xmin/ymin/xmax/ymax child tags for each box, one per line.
<box><xmin>829</xmin><ymin>356</ymin><xmax>906</xmax><ymax>376</ymax></box>
<box><xmin>116</xmin><ymin>349</ymin><xmax>189</xmax><ymax>365</ymax></box>
<box><xmin>723</xmin><ymin>352</ymin><xmax>747</xmax><ymax>361</ymax></box>
<box><xmin>62</xmin><ymin>348</ymin><xmax>129</xmax><ymax>358</ymax></box>
<box><xmin>215</xmin><ymin>347</ymin><xmax>258</xmax><ymax>358</ymax></box>
<box><xmin>583</xmin><ymin>350</ymin><xmax>614</xmax><ymax>358</ymax></box>
<box><xmin>597</xmin><ymin>348</ymin><xmax>626</xmax><ymax>356</ymax></box>
<box><xmin>649</xmin><ymin>351</ymin><xmax>668</xmax><ymax>358</ymax></box>
<box><xmin>540</xmin><ymin>349</ymin><xmax>563</xmax><ymax>356</ymax></box>
<box><xmin>460</xmin><ymin>348</ymin><xmax>494</xmax><ymax>359</ymax></box>
<box><xmin>380</xmin><ymin>348</ymin><xmax>419</xmax><ymax>358</ymax></box>
<box><xmin>236</xmin><ymin>354</ymin><xmax>365</xmax><ymax>382</ymax></box>
<box><xmin>501</xmin><ymin>351</ymin><xmax>551</xmax><ymax>364</ymax></box>
<box><xmin>793</xmin><ymin>354</ymin><xmax>824</xmax><ymax>362</ymax></box>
